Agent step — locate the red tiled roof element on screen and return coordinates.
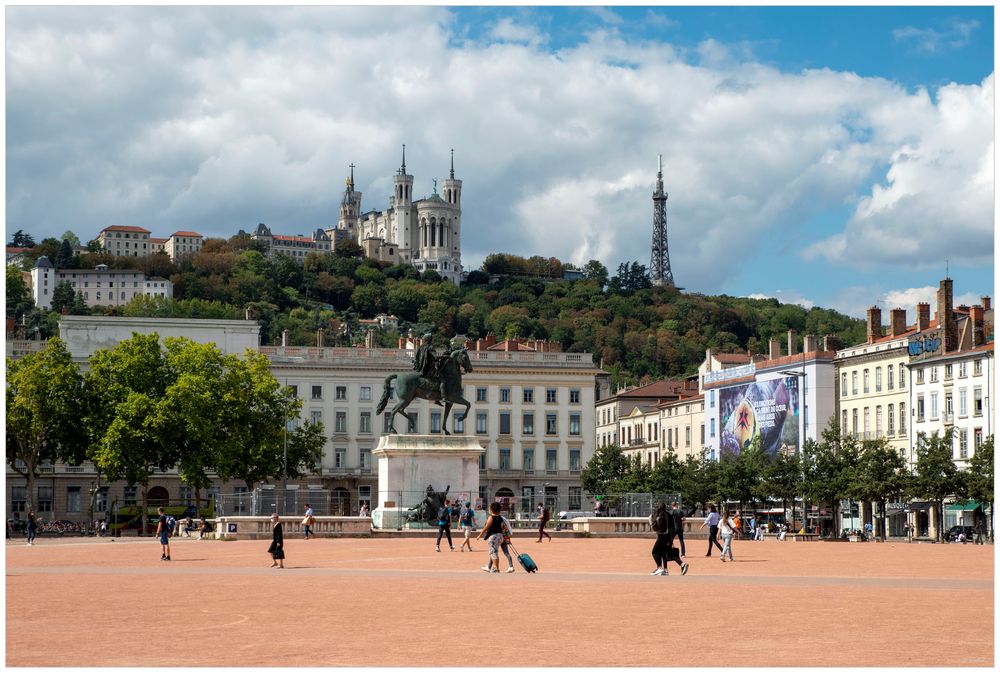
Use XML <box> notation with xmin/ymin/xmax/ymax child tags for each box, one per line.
<box><xmin>149</xmin><ymin>237</ymin><xmax>167</xmax><ymax>244</ymax></box>
<box><xmin>101</xmin><ymin>225</ymin><xmax>151</xmax><ymax>233</ymax></box>
<box><xmin>870</xmin><ymin>319</ymin><xmax>939</xmax><ymax>344</ymax></box>
<box><xmin>617</xmin><ymin>379</ymin><xmax>692</xmax><ymax>399</ymax></box>
<box><xmin>6</xmin><ymin>246</ymin><xmax>27</xmax><ymax>253</ymax></box>
<box><xmin>170</xmin><ymin>231</ymin><xmax>203</xmax><ymax>238</ymax></box>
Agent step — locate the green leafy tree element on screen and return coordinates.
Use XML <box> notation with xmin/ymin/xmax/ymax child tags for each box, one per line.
<box><xmin>60</xmin><ymin>230</ymin><xmax>82</xmax><ymax>248</ymax></box>
<box><xmin>801</xmin><ymin>428</ymin><xmax>860</xmax><ymax>535</ymax></box>
<box><xmin>580</xmin><ymin>444</ymin><xmax>630</xmax><ymax>495</ymax></box>
<box><xmin>6</xmin><ymin>264</ymin><xmax>33</xmax><ymax>320</ymax></box>
<box><xmin>610</xmin><ymin>455</ymin><xmax>653</xmax><ymax>494</ymax></box>
<box><xmin>677</xmin><ymin>454</ymin><xmax>720</xmax><ymax>513</ymax></box>
<box><xmin>50</xmin><ymin>281</ymin><xmax>77</xmax><ymax>314</ymax></box>
<box><xmin>55</xmin><ymin>239</ymin><xmax>74</xmax><ymax>268</ymax></box>
<box><xmin>581</xmin><ymin>259</ymin><xmax>609</xmax><ymax>288</ymax></box>
<box><xmin>912</xmin><ymin>430</ymin><xmax>960</xmax><ymax>542</ymax></box>
<box><xmin>647</xmin><ymin>450</ymin><xmax>684</xmax><ymax>495</ymax></box>
<box><xmin>6</xmin><ymin>338</ymin><xmax>86</xmax><ymax>512</ymax></box>
<box><xmin>964</xmin><ymin>435</ymin><xmax>994</xmax><ymax>539</ymax></box>
<box><xmin>9</xmin><ymin>230</ymin><xmax>36</xmax><ymax>247</ymax></box>
<box><xmin>851</xmin><ymin>439</ymin><xmax>909</xmax><ymax>541</ymax></box>
<box><xmin>763</xmin><ymin>450</ymin><xmax>802</xmax><ymax>529</ymax></box>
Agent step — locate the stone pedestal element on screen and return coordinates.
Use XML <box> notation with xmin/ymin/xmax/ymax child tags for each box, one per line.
<box><xmin>371</xmin><ymin>434</ymin><xmax>485</xmax><ymax>530</ymax></box>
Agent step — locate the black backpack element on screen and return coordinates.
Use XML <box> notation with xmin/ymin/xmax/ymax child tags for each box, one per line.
<box><xmin>438</xmin><ymin>506</ymin><xmax>450</xmax><ymax>524</ymax></box>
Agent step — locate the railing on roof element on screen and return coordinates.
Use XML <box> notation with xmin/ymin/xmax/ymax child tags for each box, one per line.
<box><xmin>261</xmin><ymin>346</ymin><xmax>593</xmax><ymax>367</ymax></box>
<box><xmin>703</xmin><ymin>363</ymin><xmax>755</xmax><ymax>385</ymax></box>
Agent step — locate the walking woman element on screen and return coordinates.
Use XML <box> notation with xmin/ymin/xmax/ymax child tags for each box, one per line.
<box><xmin>719</xmin><ymin>507</ymin><xmax>736</xmax><ymax>562</ymax></box>
<box><xmin>267</xmin><ymin>514</ymin><xmax>285</xmax><ymax>568</ymax></box>
<box><xmin>650</xmin><ymin>502</ymin><xmax>689</xmax><ymax>576</ymax></box>
<box><xmin>25</xmin><ymin>510</ymin><xmax>37</xmax><ymax>546</ymax></box>
<box><xmin>476</xmin><ymin>502</ymin><xmax>505</xmax><ymax>573</ymax></box>
<box><xmin>700</xmin><ymin>504</ymin><xmax>724</xmax><ymax>557</ymax></box>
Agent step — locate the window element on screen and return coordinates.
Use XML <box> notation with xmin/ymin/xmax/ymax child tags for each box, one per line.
<box><xmin>66</xmin><ymin>486</ymin><xmax>81</xmax><ymax>513</ymax></box>
<box><xmin>546</xmin><ymin>448</ymin><xmax>558</xmax><ymax>472</ymax></box>
<box><xmin>841</xmin><ymin>410</ymin><xmax>848</xmax><ymax>433</ymax></box>
<box><xmin>360</xmin><ymin>386</ymin><xmax>372</xmax><ymax>401</ymax></box>
<box><xmin>95</xmin><ymin>487</ymin><xmax>109</xmax><ymax>513</ymax></box>
<box><xmin>336</xmin><ymin>386</ymin><xmax>347</xmax><ymax>400</ymax></box>
<box><xmin>898</xmin><ymin>403</ymin><xmax>905</xmax><ymax>432</ymax></box>
<box><xmin>899</xmin><ymin>365</ymin><xmax>906</xmax><ymax>388</ymax></box>
<box><xmin>709</xmin><ymin>390</ymin><xmax>715</xmax><ymax>408</ymax></box>
<box><xmin>974</xmin><ymin>428</ymin><xmax>983</xmax><ymax>449</ymax></box>
<box><xmin>499</xmin><ymin>387</ymin><xmax>511</xmax><ymax>403</ymax></box>
<box><xmin>887</xmin><ymin>405</ymin><xmax>895</xmax><ymax>436</ymax></box>
<box><xmin>851</xmin><ymin>371</ymin><xmax>858</xmax><ymax>395</ymax></box>
<box><xmin>476</xmin><ymin>387</ymin><xmax>488</xmax><ymax>403</ymax></box>
<box><xmin>959</xmin><ymin>361</ymin><xmax>967</xmax><ymax>378</ymax></box>
<box><xmin>875</xmin><ymin>367</ymin><xmax>882</xmax><ymax>392</ymax></box>
<box><xmin>310</xmin><ymin>410</ymin><xmax>322</xmax><ymax>425</ymax></box>
<box><xmin>700</xmin><ymin>423</ymin><xmax>705</xmax><ymax>444</ymax></box>
<box><xmin>383</xmin><ymin>412</ymin><xmax>393</xmax><ymax>433</ymax></box>
<box><xmin>499</xmin><ymin>448</ymin><xmax>511</xmax><ymax>470</ymax></box>
<box><xmin>360</xmin><ymin>411</ymin><xmax>372</xmax><ymax>434</ymax></box>
<box><xmin>309</xmin><ymin>385</ymin><xmax>322</xmax><ymax>400</ymax></box>
<box><xmin>887</xmin><ymin>365</ymin><xmax>894</xmax><ymax>390</ymax></box>
<box><xmin>523</xmin><ymin>388</ymin><xmax>534</xmax><ymax>403</ymax></box>
<box><xmin>479</xmin><ymin>454</ymin><xmax>486</xmax><ymax>471</ymax></box>
<box><xmin>710</xmin><ymin>417</ymin><xmax>716</xmax><ymax>438</ymax></box>
<box><xmin>929</xmin><ymin>392</ymin><xmax>939</xmax><ymax>420</ymax></box>
<box><xmin>360</xmin><ymin>449</ymin><xmax>372</xmax><ymax>472</ymax></box>
<box><xmin>499</xmin><ymin>412</ymin><xmax>511</xmax><ymax>435</ymax></box>
<box><xmin>569</xmin><ymin>413</ymin><xmax>581</xmax><ymax>436</ymax></box>
<box><xmin>523</xmin><ymin>448</ymin><xmax>535</xmax><ymax>472</ymax></box>
<box><xmin>454</xmin><ymin>414</ymin><xmax>465</xmax><ymax>433</ymax></box>
<box><xmin>33</xmin><ymin>486</ymin><xmax>51</xmax><ymax>512</ymax></box>
<box><xmin>863</xmin><ymin>369</ymin><xmax>870</xmax><ymax>393</ymax></box>
<box><xmin>974</xmin><ymin>359</ymin><xmax>982</xmax><ymax>376</ymax></box>
<box><xmin>929</xmin><ymin>367</ymin><xmax>938</xmax><ymax>383</ymax></box>
<box><xmin>973</xmin><ymin>387</ymin><xmax>983</xmax><ymax>416</ymax></box>
<box><xmin>916</xmin><ymin>368</ymin><xmax>924</xmax><ymax>384</ymax></box>
<box><xmin>841</xmin><ymin>373</ymin><xmax>847</xmax><ymax>396</ymax></box>
<box><xmin>233</xmin><ymin>486</ymin><xmax>248</xmax><ymax>514</ymax></box>
<box><xmin>406</xmin><ymin>412</ymin><xmax>418</xmax><ymax>433</ymax></box>
<box><xmin>546</xmin><ymin>413</ymin><xmax>557</xmax><ymax>435</ymax></box>
<box><xmin>852</xmin><ymin>409</ymin><xmax>858</xmax><ymax>433</ymax></box>
<box><xmin>570</xmin><ymin>449</ymin><xmax>581</xmax><ymax>472</ymax></box>
<box><xmin>569</xmin><ymin>486</ymin><xmax>582</xmax><ymax>510</ymax></box>
<box><xmin>335</xmin><ymin>411</ymin><xmax>347</xmax><ymax>434</ymax></box>
<box><xmin>944</xmin><ymin>394</ymin><xmax>953</xmax><ymax>421</ymax></box>
<box><xmin>289</xmin><ymin>384</ymin><xmax>298</xmax><ymax>398</ymax></box>
<box><xmin>875</xmin><ymin>406</ymin><xmax>882</xmax><ymax>435</ymax></box>
<box><xmin>958</xmin><ymin>429</ymin><xmax>968</xmax><ymax>459</ymax></box>
<box><xmin>335</xmin><ymin>449</ymin><xmax>347</xmax><ymax>469</ymax></box>
<box><xmin>476</xmin><ymin>413</ymin><xmax>488</xmax><ymax>434</ymax></box>
<box><xmin>11</xmin><ymin>486</ymin><xmax>26</xmax><ymax>513</ymax></box>
<box><xmin>685</xmin><ymin>426</ymin><xmax>691</xmax><ymax>447</ymax></box>
<box><xmin>944</xmin><ymin>364</ymin><xmax>953</xmax><ymax>380</ymax></box>
<box><xmin>546</xmin><ymin>388</ymin><xmax>557</xmax><ymax>403</ymax></box>
<box><xmin>124</xmin><ymin>485</ymin><xmax>137</xmax><ymax>507</ymax></box>
<box><xmin>916</xmin><ymin>395</ymin><xmax>925</xmax><ymax>421</ymax></box>
<box><xmin>180</xmin><ymin>485</ymin><xmax>194</xmax><ymax>505</ymax></box>
<box><xmin>570</xmin><ymin>389</ymin><xmax>580</xmax><ymax>404</ymax></box>
<box><xmin>522</xmin><ymin>413</ymin><xmax>534</xmax><ymax>435</ymax></box>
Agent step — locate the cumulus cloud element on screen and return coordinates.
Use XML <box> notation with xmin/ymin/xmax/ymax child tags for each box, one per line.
<box><xmin>4</xmin><ymin>6</ymin><xmax>993</xmax><ymax>299</ymax></box>
<box><xmin>825</xmin><ymin>284</ymin><xmax>988</xmax><ymax>320</ymax></box>
<box><xmin>747</xmin><ymin>291</ymin><xmax>816</xmax><ymax>310</ymax></box>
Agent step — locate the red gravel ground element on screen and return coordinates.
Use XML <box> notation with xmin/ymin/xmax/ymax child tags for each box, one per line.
<box><xmin>5</xmin><ymin>534</ymin><xmax>994</xmax><ymax>667</ymax></box>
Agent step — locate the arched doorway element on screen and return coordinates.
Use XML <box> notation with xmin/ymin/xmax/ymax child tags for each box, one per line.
<box><xmin>147</xmin><ymin>486</ymin><xmax>169</xmax><ymax>506</ymax></box>
<box><xmin>330</xmin><ymin>488</ymin><xmax>351</xmax><ymax>516</ymax></box>
<box><xmin>495</xmin><ymin>487</ymin><xmax>515</xmax><ymax>517</ymax></box>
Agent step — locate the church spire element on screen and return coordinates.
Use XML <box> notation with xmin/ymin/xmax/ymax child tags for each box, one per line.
<box><xmin>450</xmin><ymin>148</ymin><xmax>455</xmax><ymax>179</ymax></box>
<box><xmin>398</xmin><ymin>144</ymin><xmax>407</xmax><ymax>176</ymax></box>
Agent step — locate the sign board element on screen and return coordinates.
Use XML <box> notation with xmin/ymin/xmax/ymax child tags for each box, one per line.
<box><xmin>227</xmin><ymin>522</ymin><xmax>238</xmax><ymax>533</ymax></box>
<box><xmin>383</xmin><ymin>501</ymin><xmax>396</xmax><ymax>508</ymax></box>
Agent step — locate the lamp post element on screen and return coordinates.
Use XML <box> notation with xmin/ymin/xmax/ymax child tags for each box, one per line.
<box><xmin>780</xmin><ymin>360</ymin><xmax>807</xmax><ymax>532</ymax></box>
<box><xmin>282</xmin><ymin>379</ymin><xmax>289</xmax><ymax>516</ymax></box>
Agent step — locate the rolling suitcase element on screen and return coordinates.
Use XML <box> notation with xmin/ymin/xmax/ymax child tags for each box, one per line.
<box><xmin>507</xmin><ymin>540</ymin><xmax>538</xmax><ymax>573</ymax></box>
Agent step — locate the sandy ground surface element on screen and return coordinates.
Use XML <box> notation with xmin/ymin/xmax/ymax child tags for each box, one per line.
<box><xmin>5</xmin><ymin>533</ymin><xmax>994</xmax><ymax>667</ymax></box>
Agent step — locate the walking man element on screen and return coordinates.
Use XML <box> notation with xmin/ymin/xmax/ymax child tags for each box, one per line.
<box><xmin>25</xmin><ymin>510</ymin><xmax>37</xmax><ymax>546</ymax></box>
<box><xmin>156</xmin><ymin>507</ymin><xmax>171</xmax><ymax>561</ymax></box>
<box><xmin>700</xmin><ymin>504</ymin><xmax>724</xmax><ymax>556</ymax></box>
<box><xmin>436</xmin><ymin>499</ymin><xmax>455</xmax><ymax>551</ymax></box>
<box><xmin>670</xmin><ymin>502</ymin><xmax>686</xmax><ymax>558</ymax></box>
<box><xmin>536</xmin><ymin>502</ymin><xmax>552</xmax><ymax>542</ymax></box>
<box><xmin>303</xmin><ymin>503</ymin><xmax>316</xmax><ymax>540</ymax></box>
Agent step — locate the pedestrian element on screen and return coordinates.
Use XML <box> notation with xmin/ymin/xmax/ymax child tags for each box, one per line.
<box><xmin>302</xmin><ymin>504</ymin><xmax>316</xmax><ymax>540</ymax></box>
<box><xmin>198</xmin><ymin>517</ymin><xmax>213</xmax><ymax>540</ymax></box>
<box><xmin>650</xmin><ymin>502</ymin><xmax>689</xmax><ymax>576</ymax></box>
<box><xmin>748</xmin><ymin>516</ymin><xmax>757</xmax><ymax>541</ymax></box>
<box><xmin>156</xmin><ymin>507</ymin><xmax>171</xmax><ymax>561</ymax></box>
<box><xmin>359</xmin><ymin>503</ymin><xmax>370</xmax><ymax>517</ymax></box>
<box><xmin>974</xmin><ymin>520</ymin><xmax>986</xmax><ymax>545</ymax></box>
<box><xmin>100</xmin><ymin>520</ymin><xmax>108</xmax><ymax>537</ymax></box>
<box><xmin>733</xmin><ymin>510</ymin><xmax>743</xmax><ymax>539</ymax></box>
<box><xmin>499</xmin><ymin>512</ymin><xmax>516</xmax><ymax>572</ymax></box>
<box><xmin>458</xmin><ymin>501</ymin><xmax>476</xmax><ymax>552</ymax></box>
<box><xmin>536</xmin><ymin>502</ymin><xmax>552</xmax><ymax>543</ymax></box>
<box><xmin>436</xmin><ymin>499</ymin><xmax>455</xmax><ymax>552</ymax></box>
<box><xmin>25</xmin><ymin>511</ymin><xmax>38</xmax><ymax>545</ymax></box>
<box><xmin>864</xmin><ymin>521</ymin><xmax>873</xmax><ymax>541</ymax></box>
<box><xmin>476</xmin><ymin>501</ymin><xmax>505</xmax><ymax>573</ymax></box>
<box><xmin>778</xmin><ymin>523</ymin><xmax>788</xmax><ymax>541</ymax></box>
<box><xmin>267</xmin><ymin>513</ymin><xmax>285</xmax><ymax>568</ymax></box>
<box><xmin>670</xmin><ymin>501</ymin><xmax>687</xmax><ymax>558</ymax></box>
<box><xmin>719</xmin><ymin>507</ymin><xmax>736</xmax><ymax>562</ymax></box>
<box><xmin>755</xmin><ymin>521</ymin><xmax>764</xmax><ymax>541</ymax></box>
<box><xmin>700</xmin><ymin>504</ymin><xmax>724</xmax><ymax>557</ymax></box>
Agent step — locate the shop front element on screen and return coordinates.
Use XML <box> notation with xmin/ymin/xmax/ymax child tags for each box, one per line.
<box><xmin>909</xmin><ymin>501</ymin><xmax>934</xmax><ymax>538</ymax></box>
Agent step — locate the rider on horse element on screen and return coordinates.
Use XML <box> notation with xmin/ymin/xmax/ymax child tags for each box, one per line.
<box><xmin>413</xmin><ymin>333</ymin><xmax>447</xmax><ymax>405</ymax></box>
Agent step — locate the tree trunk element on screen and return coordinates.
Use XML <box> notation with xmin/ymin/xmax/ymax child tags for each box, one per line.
<box><xmin>141</xmin><ymin>483</ymin><xmax>149</xmax><ymax>537</ymax></box>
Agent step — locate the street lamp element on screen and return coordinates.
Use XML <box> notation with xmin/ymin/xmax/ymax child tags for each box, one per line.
<box><xmin>282</xmin><ymin>379</ymin><xmax>289</xmax><ymax>516</ymax></box>
<box><xmin>780</xmin><ymin>365</ymin><xmax>807</xmax><ymax>532</ymax></box>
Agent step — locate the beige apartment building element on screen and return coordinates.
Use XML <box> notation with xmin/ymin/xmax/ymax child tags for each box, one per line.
<box><xmin>97</xmin><ymin>225</ymin><xmax>153</xmax><ymax>257</ymax></box>
<box><xmin>659</xmin><ymin>394</ymin><xmax>706</xmax><ymax>463</ymax></box>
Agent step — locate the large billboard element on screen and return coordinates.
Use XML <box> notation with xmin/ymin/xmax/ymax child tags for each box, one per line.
<box><xmin>719</xmin><ymin>377</ymin><xmax>799</xmax><ymax>457</ymax></box>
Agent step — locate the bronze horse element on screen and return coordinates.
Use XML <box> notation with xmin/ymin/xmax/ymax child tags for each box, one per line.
<box><xmin>376</xmin><ymin>348</ymin><xmax>473</xmax><ymax>434</ymax></box>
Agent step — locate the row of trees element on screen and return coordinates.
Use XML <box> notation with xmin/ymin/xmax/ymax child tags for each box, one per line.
<box><xmin>6</xmin><ymin>336</ymin><xmax>325</xmax><ymax>531</ymax></box>
<box><xmin>581</xmin><ymin>427</ymin><xmax>994</xmax><ymax>541</ymax></box>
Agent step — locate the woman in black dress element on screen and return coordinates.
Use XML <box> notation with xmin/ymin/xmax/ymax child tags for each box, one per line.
<box><xmin>267</xmin><ymin>514</ymin><xmax>285</xmax><ymax>568</ymax></box>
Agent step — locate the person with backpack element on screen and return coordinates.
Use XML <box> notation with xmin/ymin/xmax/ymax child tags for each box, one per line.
<box><xmin>670</xmin><ymin>501</ymin><xmax>687</xmax><ymax>558</ymax></box>
<box><xmin>536</xmin><ymin>502</ymin><xmax>551</xmax><ymax>543</ymax></box>
<box><xmin>458</xmin><ymin>501</ymin><xmax>476</xmax><ymax>552</ymax></box>
<box><xmin>156</xmin><ymin>507</ymin><xmax>171</xmax><ymax>561</ymax></box>
<box><xmin>650</xmin><ymin>502</ymin><xmax>689</xmax><ymax>576</ymax></box>
<box><xmin>435</xmin><ymin>499</ymin><xmax>455</xmax><ymax>552</ymax></box>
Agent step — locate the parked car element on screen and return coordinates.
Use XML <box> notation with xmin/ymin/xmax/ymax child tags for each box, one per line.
<box><xmin>945</xmin><ymin>525</ymin><xmax>976</xmax><ymax>542</ymax></box>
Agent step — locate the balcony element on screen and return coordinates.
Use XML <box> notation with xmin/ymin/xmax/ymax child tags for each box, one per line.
<box><xmin>943</xmin><ymin>413</ymin><xmax>954</xmax><ymax>426</ymax></box>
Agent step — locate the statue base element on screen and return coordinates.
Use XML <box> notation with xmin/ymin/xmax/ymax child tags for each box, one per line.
<box><xmin>371</xmin><ymin>434</ymin><xmax>485</xmax><ymax>530</ymax></box>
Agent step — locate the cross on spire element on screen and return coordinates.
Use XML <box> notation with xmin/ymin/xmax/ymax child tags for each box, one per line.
<box><xmin>450</xmin><ymin>148</ymin><xmax>455</xmax><ymax>179</ymax></box>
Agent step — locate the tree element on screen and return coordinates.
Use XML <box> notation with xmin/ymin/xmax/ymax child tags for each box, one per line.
<box><xmin>851</xmin><ymin>440</ymin><xmax>909</xmax><ymax>541</ymax></box>
<box><xmin>9</xmin><ymin>229</ymin><xmax>35</xmax><ymax>247</ymax></box>
<box><xmin>55</xmin><ymin>239</ymin><xmax>74</xmax><ymax>269</ymax></box>
<box><xmin>50</xmin><ymin>281</ymin><xmax>77</xmax><ymax>314</ymax></box>
<box><xmin>581</xmin><ymin>259</ymin><xmax>609</xmax><ymax>288</ymax></box>
<box><xmin>60</xmin><ymin>230</ymin><xmax>82</xmax><ymax>248</ymax></box>
<box><xmin>580</xmin><ymin>444</ymin><xmax>630</xmax><ymax>495</ymax></box>
<box><xmin>6</xmin><ymin>264</ymin><xmax>33</xmax><ymax>320</ymax></box>
<box><xmin>334</xmin><ymin>238</ymin><xmax>364</xmax><ymax>258</ymax></box>
<box><xmin>763</xmin><ymin>450</ymin><xmax>802</xmax><ymax>530</ymax></box>
<box><xmin>964</xmin><ymin>434</ymin><xmax>994</xmax><ymax>540</ymax></box>
<box><xmin>6</xmin><ymin>338</ymin><xmax>86</xmax><ymax>513</ymax></box>
<box><xmin>912</xmin><ymin>430</ymin><xmax>960</xmax><ymax>542</ymax></box>
<box><xmin>801</xmin><ymin>429</ymin><xmax>859</xmax><ymax>536</ymax></box>
<box><xmin>677</xmin><ymin>454</ymin><xmax>720</xmax><ymax>514</ymax></box>
<box><xmin>647</xmin><ymin>450</ymin><xmax>683</xmax><ymax>495</ymax></box>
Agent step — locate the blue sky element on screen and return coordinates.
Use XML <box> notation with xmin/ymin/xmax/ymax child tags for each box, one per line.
<box><xmin>5</xmin><ymin>5</ymin><xmax>995</xmax><ymax>319</ymax></box>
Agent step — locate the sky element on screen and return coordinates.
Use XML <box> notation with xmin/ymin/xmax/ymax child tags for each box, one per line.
<box><xmin>5</xmin><ymin>4</ymin><xmax>995</xmax><ymax>320</ymax></box>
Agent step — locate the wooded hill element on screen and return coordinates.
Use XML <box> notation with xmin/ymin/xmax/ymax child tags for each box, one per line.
<box><xmin>8</xmin><ymin>234</ymin><xmax>866</xmax><ymax>386</ymax></box>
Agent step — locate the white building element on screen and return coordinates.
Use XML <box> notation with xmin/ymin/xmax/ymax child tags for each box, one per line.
<box><xmin>30</xmin><ymin>257</ymin><xmax>172</xmax><ymax>310</ymax></box>
<box><xmin>251</xmin><ymin>224</ymin><xmax>333</xmax><ymax>260</ymax></box>
<box><xmin>97</xmin><ymin>225</ymin><xmax>153</xmax><ymax>258</ymax></box>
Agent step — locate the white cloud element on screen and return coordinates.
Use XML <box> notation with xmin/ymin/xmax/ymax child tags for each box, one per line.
<box><xmin>4</xmin><ymin>7</ymin><xmax>993</xmax><ymax>297</ymax></box>
<box><xmin>825</xmin><ymin>284</ymin><xmax>987</xmax><ymax>320</ymax></box>
<box><xmin>747</xmin><ymin>291</ymin><xmax>815</xmax><ymax>310</ymax></box>
<box><xmin>892</xmin><ymin>18</ymin><xmax>980</xmax><ymax>53</ymax></box>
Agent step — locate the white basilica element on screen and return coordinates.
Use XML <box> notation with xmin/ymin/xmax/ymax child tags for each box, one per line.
<box><xmin>329</xmin><ymin>146</ymin><xmax>463</xmax><ymax>283</ymax></box>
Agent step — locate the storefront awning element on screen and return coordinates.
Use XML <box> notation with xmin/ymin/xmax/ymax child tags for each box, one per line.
<box><xmin>946</xmin><ymin>500</ymin><xmax>982</xmax><ymax>511</ymax></box>
<box><xmin>909</xmin><ymin>501</ymin><xmax>932</xmax><ymax>511</ymax></box>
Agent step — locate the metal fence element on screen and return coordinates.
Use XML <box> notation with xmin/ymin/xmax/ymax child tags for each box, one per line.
<box><xmin>215</xmin><ymin>489</ymin><xmax>351</xmax><ymax>517</ymax></box>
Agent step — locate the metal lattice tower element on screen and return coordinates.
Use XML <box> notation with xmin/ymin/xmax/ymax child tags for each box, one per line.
<box><xmin>649</xmin><ymin>154</ymin><xmax>674</xmax><ymax>287</ymax></box>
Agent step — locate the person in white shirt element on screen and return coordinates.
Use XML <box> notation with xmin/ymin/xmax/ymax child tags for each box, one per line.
<box><xmin>700</xmin><ymin>504</ymin><xmax>724</xmax><ymax>557</ymax></box>
<box><xmin>718</xmin><ymin>508</ymin><xmax>736</xmax><ymax>562</ymax></box>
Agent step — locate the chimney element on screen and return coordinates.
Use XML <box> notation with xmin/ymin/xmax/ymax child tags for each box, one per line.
<box><xmin>769</xmin><ymin>337</ymin><xmax>781</xmax><ymax>360</ymax></box>
<box><xmin>398</xmin><ymin>336</ymin><xmax>406</xmax><ymax>349</ymax></box>
<box><xmin>245</xmin><ymin>307</ymin><xmax>253</xmax><ymax>320</ymax></box>
<box><xmin>317</xmin><ymin>329</ymin><xmax>325</xmax><ymax>348</ymax></box>
<box><xmin>803</xmin><ymin>334</ymin><xmax>817</xmax><ymax>353</ymax></box>
<box><xmin>982</xmin><ymin>296</ymin><xmax>991</xmax><ymax>311</ymax></box>
<box><xmin>969</xmin><ymin>305</ymin><xmax>984</xmax><ymax>347</ymax></box>
<box><xmin>916</xmin><ymin>303</ymin><xmax>931</xmax><ymax>331</ymax></box>
<box><xmin>484</xmin><ymin>332</ymin><xmax>497</xmax><ymax>348</ymax></box>
<box><xmin>866</xmin><ymin>306</ymin><xmax>882</xmax><ymax>344</ymax></box>
<box><xmin>281</xmin><ymin>329</ymin><xmax>289</xmax><ymax>348</ymax></box>
<box><xmin>365</xmin><ymin>329</ymin><xmax>377</xmax><ymax>349</ymax></box>
<box><xmin>822</xmin><ymin>335</ymin><xmax>840</xmax><ymax>352</ymax></box>
<box><xmin>787</xmin><ymin>329</ymin><xmax>798</xmax><ymax>356</ymax></box>
<box><xmin>937</xmin><ymin>278</ymin><xmax>957</xmax><ymax>352</ymax></box>
<box><xmin>706</xmin><ymin>348</ymin><xmax>714</xmax><ymax>365</ymax></box>
<box><xmin>890</xmin><ymin>308</ymin><xmax>907</xmax><ymax>337</ymax></box>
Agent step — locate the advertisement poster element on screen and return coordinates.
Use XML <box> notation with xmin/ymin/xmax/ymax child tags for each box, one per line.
<box><xmin>719</xmin><ymin>377</ymin><xmax>799</xmax><ymax>456</ymax></box>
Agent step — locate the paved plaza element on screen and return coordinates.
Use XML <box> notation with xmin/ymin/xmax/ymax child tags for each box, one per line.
<box><xmin>5</xmin><ymin>534</ymin><xmax>994</xmax><ymax>667</ymax></box>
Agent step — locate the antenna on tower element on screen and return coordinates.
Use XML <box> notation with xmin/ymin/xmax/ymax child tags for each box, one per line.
<box><xmin>649</xmin><ymin>154</ymin><xmax>675</xmax><ymax>288</ymax></box>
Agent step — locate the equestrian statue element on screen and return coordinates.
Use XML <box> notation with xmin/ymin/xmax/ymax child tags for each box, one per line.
<box><xmin>376</xmin><ymin>333</ymin><xmax>473</xmax><ymax>434</ymax></box>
